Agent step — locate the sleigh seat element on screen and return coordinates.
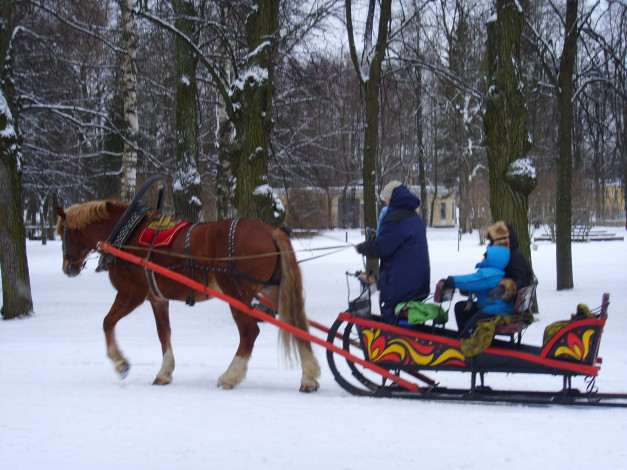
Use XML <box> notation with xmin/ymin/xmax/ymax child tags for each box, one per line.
<box><xmin>494</xmin><ymin>284</ymin><xmax>537</xmax><ymax>345</ymax></box>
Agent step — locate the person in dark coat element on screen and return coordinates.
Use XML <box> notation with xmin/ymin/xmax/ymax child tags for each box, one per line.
<box><xmin>486</xmin><ymin>221</ymin><xmax>535</xmax><ymax>301</ymax></box>
<box><xmin>447</xmin><ymin>244</ymin><xmax>514</xmax><ymax>337</ymax></box>
<box><xmin>453</xmin><ymin>221</ymin><xmax>536</xmax><ymax>336</ymax></box>
<box><xmin>356</xmin><ymin>182</ymin><xmax>431</xmax><ymax>323</ymax></box>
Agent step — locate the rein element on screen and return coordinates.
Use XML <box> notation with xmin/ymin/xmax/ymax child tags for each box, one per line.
<box><xmin>108</xmin><ymin>241</ymin><xmax>354</xmax><ymax>263</ymax></box>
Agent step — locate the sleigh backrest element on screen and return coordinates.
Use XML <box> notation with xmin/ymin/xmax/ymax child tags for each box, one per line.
<box><xmin>494</xmin><ymin>284</ymin><xmax>537</xmax><ymax>344</ymax></box>
<box><xmin>514</xmin><ymin>284</ymin><xmax>536</xmax><ymax>315</ymax></box>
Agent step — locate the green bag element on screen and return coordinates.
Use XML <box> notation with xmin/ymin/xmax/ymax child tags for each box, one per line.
<box><xmin>395</xmin><ymin>301</ymin><xmax>448</xmax><ymax>325</ymax></box>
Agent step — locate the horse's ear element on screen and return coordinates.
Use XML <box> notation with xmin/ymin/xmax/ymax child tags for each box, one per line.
<box><xmin>104</xmin><ymin>200</ymin><xmax>116</xmax><ymax>216</ymax></box>
<box><xmin>55</xmin><ymin>206</ymin><xmax>66</xmax><ymax>219</ymax></box>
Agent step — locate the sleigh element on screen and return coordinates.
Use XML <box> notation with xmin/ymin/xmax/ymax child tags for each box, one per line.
<box><xmin>323</xmin><ymin>272</ymin><xmax>627</xmax><ymax>406</ymax></box>
<box><xmin>62</xmin><ymin>176</ymin><xmax>627</xmax><ymax>407</ymax></box>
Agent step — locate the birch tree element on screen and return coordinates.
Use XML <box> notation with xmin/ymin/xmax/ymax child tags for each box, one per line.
<box><xmin>118</xmin><ymin>0</ymin><xmax>139</xmax><ymax>201</ymax></box>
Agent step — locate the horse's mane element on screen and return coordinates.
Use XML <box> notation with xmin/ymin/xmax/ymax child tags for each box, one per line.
<box><xmin>57</xmin><ymin>200</ymin><xmax>130</xmax><ymax>233</ymax></box>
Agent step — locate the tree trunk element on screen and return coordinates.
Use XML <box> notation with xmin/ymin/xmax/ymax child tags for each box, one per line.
<box><xmin>415</xmin><ymin>66</ymin><xmax>428</xmax><ymax>224</ymax></box>
<box><xmin>448</xmin><ymin>2</ymin><xmax>472</xmax><ymax>234</ymax></box>
<box><xmin>430</xmin><ymin>107</ymin><xmax>439</xmax><ymax>227</ymax></box>
<box><xmin>0</xmin><ymin>2</ymin><xmax>34</xmax><ymax>319</ymax></box>
<box><xmin>172</xmin><ymin>0</ymin><xmax>202</xmax><ymax>221</ymax></box>
<box><xmin>484</xmin><ymin>0</ymin><xmax>534</xmax><ymax>263</ymax></box>
<box><xmin>346</xmin><ymin>0</ymin><xmax>391</xmax><ymax>274</ymax></box>
<box><xmin>231</xmin><ymin>0</ymin><xmax>282</xmax><ymax>225</ymax></box>
<box><xmin>216</xmin><ymin>103</ymin><xmax>235</xmax><ymax>220</ymax></box>
<box><xmin>215</xmin><ymin>3</ymin><xmax>236</xmax><ymax>221</ymax></box>
<box><xmin>118</xmin><ymin>0</ymin><xmax>138</xmax><ymax>201</ymax></box>
<box><xmin>414</xmin><ymin>11</ymin><xmax>428</xmax><ymax>225</ymax></box>
<box><xmin>458</xmin><ymin>156</ymin><xmax>471</xmax><ymax>232</ymax></box>
<box><xmin>555</xmin><ymin>0</ymin><xmax>578</xmax><ymax>290</ymax></box>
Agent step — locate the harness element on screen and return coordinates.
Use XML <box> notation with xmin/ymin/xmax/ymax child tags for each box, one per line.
<box><xmin>162</xmin><ymin>218</ymin><xmax>281</xmax><ymax>306</ymax></box>
<box><xmin>89</xmin><ymin>176</ymin><xmax>281</xmax><ymax>306</ymax></box>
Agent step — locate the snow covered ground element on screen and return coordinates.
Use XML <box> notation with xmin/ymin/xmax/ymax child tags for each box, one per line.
<box><xmin>2</xmin><ymin>226</ymin><xmax>626</xmax><ymax>469</ymax></box>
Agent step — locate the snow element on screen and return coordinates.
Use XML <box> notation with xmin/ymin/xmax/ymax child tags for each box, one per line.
<box><xmin>231</xmin><ymin>65</ymin><xmax>269</xmax><ymax>92</ymax></box>
<box><xmin>0</xmin><ymin>91</ymin><xmax>17</xmax><ymax>139</ymax></box>
<box><xmin>2</xmin><ymin>226</ymin><xmax>627</xmax><ymax>469</ymax></box>
<box><xmin>507</xmin><ymin>157</ymin><xmax>536</xmax><ymax>179</ymax></box>
<box><xmin>246</xmin><ymin>41</ymin><xmax>272</xmax><ymax>61</ymax></box>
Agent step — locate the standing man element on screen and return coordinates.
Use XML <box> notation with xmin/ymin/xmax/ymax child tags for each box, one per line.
<box><xmin>356</xmin><ymin>181</ymin><xmax>431</xmax><ymax>323</ymax></box>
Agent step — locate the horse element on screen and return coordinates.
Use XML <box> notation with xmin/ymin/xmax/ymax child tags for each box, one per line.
<box><xmin>55</xmin><ymin>200</ymin><xmax>321</xmax><ymax>392</ymax></box>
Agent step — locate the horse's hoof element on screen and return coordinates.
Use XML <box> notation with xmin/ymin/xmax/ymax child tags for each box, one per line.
<box><xmin>299</xmin><ymin>383</ymin><xmax>319</xmax><ymax>393</ymax></box>
<box><xmin>152</xmin><ymin>377</ymin><xmax>171</xmax><ymax>385</ymax></box>
<box><xmin>217</xmin><ymin>380</ymin><xmax>236</xmax><ymax>390</ymax></box>
<box><xmin>119</xmin><ymin>364</ymin><xmax>130</xmax><ymax>379</ymax></box>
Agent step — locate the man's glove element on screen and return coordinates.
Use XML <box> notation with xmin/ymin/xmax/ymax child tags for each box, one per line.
<box><xmin>355</xmin><ymin>240</ymin><xmax>377</xmax><ymax>258</ymax></box>
<box><xmin>434</xmin><ymin>279</ymin><xmax>454</xmax><ymax>302</ymax></box>
<box><xmin>444</xmin><ymin>276</ymin><xmax>456</xmax><ymax>289</ymax></box>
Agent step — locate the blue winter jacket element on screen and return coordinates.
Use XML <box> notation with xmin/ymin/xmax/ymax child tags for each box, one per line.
<box><xmin>452</xmin><ymin>245</ymin><xmax>514</xmax><ymax>315</ymax></box>
<box><xmin>374</xmin><ymin>185</ymin><xmax>430</xmax><ymax>307</ymax></box>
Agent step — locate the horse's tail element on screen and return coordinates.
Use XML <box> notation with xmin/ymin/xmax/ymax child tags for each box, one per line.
<box><xmin>272</xmin><ymin>230</ymin><xmax>314</xmax><ymax>357</ymax></box>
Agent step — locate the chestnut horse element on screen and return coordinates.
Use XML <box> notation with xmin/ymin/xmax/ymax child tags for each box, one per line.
<box><xmin>55</xmin><ymin>200</ymin><xmax>320</xmax><ymax>392</ymax></box>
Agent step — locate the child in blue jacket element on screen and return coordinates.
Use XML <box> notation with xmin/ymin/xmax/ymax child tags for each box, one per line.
<box><xmin>444</xmin><ymin>244</ymin><xmax>515</xmax><ymax>338</ymax></box>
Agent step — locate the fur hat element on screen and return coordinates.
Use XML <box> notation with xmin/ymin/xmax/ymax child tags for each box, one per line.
<box><xmin>486</xmin><ymin>221</ymin><xmax>510</xmax><ymax>248</ymax></box>
<box><xmin>380</xmin><ymin>180</ymin><xmax>402</xmax><ymax>201</ymax></box>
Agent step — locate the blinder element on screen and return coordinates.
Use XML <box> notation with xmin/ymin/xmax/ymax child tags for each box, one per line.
<box><xmin>62</xmin><ymin>223</ymin><xmax>89</xmax><ymax>273</ymax></box>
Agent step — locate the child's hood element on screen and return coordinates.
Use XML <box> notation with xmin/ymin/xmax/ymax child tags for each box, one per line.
<box><xmin>475</xmin><ymin>245</ymin><xmax>510</xmax><ymax>270</ymax></box>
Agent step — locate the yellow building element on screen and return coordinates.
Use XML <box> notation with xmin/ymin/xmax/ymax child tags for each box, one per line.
<box><xmin>329</xmin><ymin>185</ymin><xmax>457</xmax><ymax>228</ymax></box>
<box><xmin>280</xmin><ymin>185</ymin><xmax>456</xmax><ymax>229</ymax></box>
<box><xmin>604</xmin><ymin>182</ymin><xmax>625</xmax><ymax>221</ymax></box>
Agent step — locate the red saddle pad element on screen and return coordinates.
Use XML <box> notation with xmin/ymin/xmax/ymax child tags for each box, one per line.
<box><xmin>137</xmin><ymin>215</ymin><xmax>190</xmax><ymax>248</ymax></box>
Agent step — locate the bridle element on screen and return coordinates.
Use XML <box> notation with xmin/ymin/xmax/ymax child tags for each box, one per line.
<box><xmin>61</xmin><ymin>222</ymin><xmax>91</xmax><ymax>273</ymax></box>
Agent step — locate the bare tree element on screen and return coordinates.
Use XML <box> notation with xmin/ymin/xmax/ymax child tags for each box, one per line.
<box><xmin>0</xmin><ymin>1</ymin><xmax>34</xmax><ymax>319</ymax></box>
<box><xmin>554</xmin><ymin>0</ymin><xmax>578</xmax><ymax>290</ymax></box>
<box><xmin>273</xmin><ymin>53</ymin><xmax>363</xmax><ymax>228</ymax></box>
<box><xmin>345</xmin><ymin>0</ymin><xmax>392</xmax><ymax>272</ymax></box>
<box><xmin>172</xmin><ymin>0</ymin><xmax>202</xmax><ymax>220</ymax></box>
<box><xmin>484</xmin><ymin>0</ymin><xmax>535</xmax><ymax>262</ymax></box>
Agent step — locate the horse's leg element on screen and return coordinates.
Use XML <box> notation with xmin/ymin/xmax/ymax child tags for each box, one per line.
<box><xmin>217</xmin><ymin>308</ymin><xmax>259</xmax><ymax>390</ymax></box>
<box><xmin>150</xmin><ymin>299</ymin><xmax>175</xmax><ymax>385</ymax></box>
<box><xmin>103</xmin><ymin>292</ymin><xmax>145</xmax><ymax>378</ymax></box>
<box><xmin>295</xmin><ymin>337</ymin><xmax>321</xmax><ymax>392</ymax></box>
<box><xmin>271</xmin><ymin>228</ymin><xmax>321</xmax><ymax>392</ymax></box>
<box><xmin>256</xmin><ymin>285</ymin><xmax>319</xmax><ymax>391</ymax></box>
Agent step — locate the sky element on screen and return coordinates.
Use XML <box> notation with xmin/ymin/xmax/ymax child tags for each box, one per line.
<box><xmin>1</xmin><ymin>225</ymin><xmax>627</xmax><ymax>469</ymax></box>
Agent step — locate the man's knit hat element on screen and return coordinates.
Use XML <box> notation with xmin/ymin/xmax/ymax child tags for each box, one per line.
<box><xmin>380</xmin><ymin>180</ymin><xmax>402</xmax><ymax>201</ymax></box>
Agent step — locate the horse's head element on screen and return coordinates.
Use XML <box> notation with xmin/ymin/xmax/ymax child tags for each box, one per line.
<box><xmin>56</xmin><ymin>200</ymin><xmax>128</xmax><ymax>277</ymax></box>
<box><xmin>56</xmin><ymin>206</ymin><xmax>92</xmax><ymax>277</ymax></box>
